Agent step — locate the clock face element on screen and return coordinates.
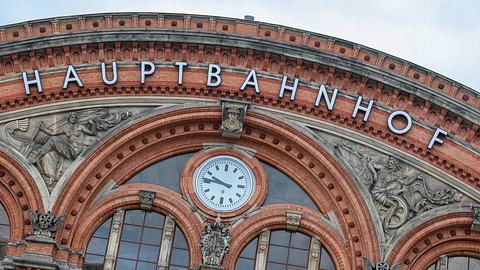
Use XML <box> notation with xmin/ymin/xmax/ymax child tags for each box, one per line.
<box><xmin>193</xmin><ymin>155</ymin><xmax>255</xmax><ymax>212</ymax></box>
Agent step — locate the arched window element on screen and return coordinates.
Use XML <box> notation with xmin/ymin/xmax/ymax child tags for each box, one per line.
<box><xmin>0</xmin><ymin>203</ymin><xmax>10</xmax><ymax>260</ymax></box>
<box><xmin>235</xmin><ymin>230</ymin><xmax>335</xmax><ymax>270</ymax></box>
<box><xmin>84</xmin><ymin>209</ymin><xmax>189</xmax><ymax>270</ymax></box>
<box><xmin>427</xmin><ymin>256</ymin><xmax>480</xmax><ymax>270</ymax></box>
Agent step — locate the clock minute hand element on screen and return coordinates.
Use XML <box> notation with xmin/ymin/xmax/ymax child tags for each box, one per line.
<box><xmin>203</xmin><ymin>176</ymin><xmax>232</xmax><ymax>189</ymax></box>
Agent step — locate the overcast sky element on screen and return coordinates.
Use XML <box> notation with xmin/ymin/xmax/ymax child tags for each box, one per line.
<box><xmin>1</xmin><ymin>0</ymin><xmax>479</xmax><ymax>91</ymax></box>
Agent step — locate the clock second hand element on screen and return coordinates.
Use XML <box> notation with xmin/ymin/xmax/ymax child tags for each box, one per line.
<box><xmin>202</xmin><ymin>176</ymin><xmax>232</xmax><ymax>189</ymax></box>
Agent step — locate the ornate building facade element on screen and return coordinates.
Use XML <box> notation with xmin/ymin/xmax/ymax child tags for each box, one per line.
<box><xmin>0</xmin><ymin>12</ymin><xmax>478</xmax><ymax>270</ymax></box>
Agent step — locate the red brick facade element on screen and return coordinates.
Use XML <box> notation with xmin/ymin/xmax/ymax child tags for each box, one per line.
<box><xmin>0</xmin><ymin>12</ymin><xmax>478</xmax><ymax>270</ymax></box>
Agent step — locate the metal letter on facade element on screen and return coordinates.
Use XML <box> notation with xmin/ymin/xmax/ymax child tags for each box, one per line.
<box><xmin>220</xmin><ymin>99</ymin><xmax>250</xmax><ymax>139</ymax></box>
<box><xmin>200</xmin><ymin>217</ymin><xmax>232</xmax><ymax>268</ymax></box>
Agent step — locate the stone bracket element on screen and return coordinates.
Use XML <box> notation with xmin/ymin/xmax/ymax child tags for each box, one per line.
<box><xmin>286</xmin><ymin>211</ymin><xmax>302</xmax><ymax>231</ymax></box>
<box><xmin>220</xmin><ymin>99</ymin><xmax>250</xmax><ymax>139</ymax></box>
<box><xmin>139</xmin><ymin>190</ymin><xmax>155</xmax><ymax>210</ymax></box>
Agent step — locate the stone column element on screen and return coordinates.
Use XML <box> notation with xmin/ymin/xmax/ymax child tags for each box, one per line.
<box><xmin>307</xmin><ymin>236</ymin><xmax>321</xmax><ymax>270</ymax></box>
<box><xmin>157</xmin><ymin>215</ymin><xmax>176</xmax><ymax>270</ymax></box>
<box><xmin>103</xmin><ymin>208</ymin><xmax>125</xmax><ymax>270</ymax></box>
<box><xmin>254</xmin><ymin>229</ymin><xmax>270</xmax><ymax>270</ymax></box>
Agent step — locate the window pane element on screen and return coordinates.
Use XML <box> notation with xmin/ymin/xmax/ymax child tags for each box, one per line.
<box><xmin>141</xmin><ymin>227</ymin><xmax>162</xmax><ymax>245</ymax></box>
<box><xmin>126</xmin><ymin>153</ymin><xmax>194</xmax><ymax>192</ymax></box>
<box><xmin>173</xmin><ymin>227</ymin><xmax>188</xmax><ymax>249</ymax></box>
<box><xmin>267</xmin><ymin>262</ymin><xmax>287</xmax><ymax>270</ymax></box>
<box><xmin>144</xmin><ymin>212</ymin><xmax>165</xmax><ymax>228</ymax></box>
<box><xmin>287</xmin><ymin>248</ymin><xmax>308</xmax><ymax>267</ymax></box>
<box><xmin>268</xmin><ymin>245</ymin><xmax>289</xmax><ymax>264</ymax></box>
<box><xmin>290</xmin><ymin>232</ymin><xmax>310</xmax><ymax>249</ymax></box>
<box><xmin>85</xmin><ymin>254</ymin><xmax>104</xmax><ymax>265</ymax></box>
<box><xmin>0</xmin><ymin>225</ymin><xmax>10</xmax><ymax>241</ymax></box>
<box><xmin>93</xmin><ymin>217</ymin><xmax>112</xmax><ymax>238</ymax></box>
<box><xmin>239</xmin><ymin>237</ymin><xmax>258</xmax><ymax>259</ymax></box>
<box><xmin>138</xmin><ymin>244</ymin><xmax>159</xmax><ymax>262</ymax></box>
<box><xmin>116</xmin><ymin>258</ymin><xmax>136</xmax><ymax>270</ymax></box>
<box><xmin>426</xmin><ymin>264</ymin><xmax>436</xmax><ymax>270</ymax></box>
<box><xmin>287</xmin><ymin>266</ymin><xmax>307</xmax><ymax>270</ymax></box>
<box><xmin>470</xmin><ymin>257</ymin><xmax>480</xmax><ymax>270</ymax></box>
<box><xmin>86</xmin><ymin>237</ymin><xmax>108</xmax><ymax>255</ymax></box>
<box><xmin>270</xmin><ymin>230</ymin><xmax>290</xmax><ymax>246</ymax></box>
<box><xmin>121</xmin><ymin>225</ymin><xmax>142</xmax><ymax>242</ymax></box>
<box><xmin>448</xmin><ymin>256</ymin><xmax>469</xmax><ymax>270</ymax></box>
<box><xmin>118</xmin><ymin>242</ymin><xmax>140</xmax><ymax>260</ymax></box>
<box><xmin>136</xmin><ymin>261</ymin><xmax>157</xmax><ymax>270</ymax></box>
<box><xmin>124</xmin><ymin>210</ymin><xmax>145</xmax><ymax>225</ymax></box>
<box><xmin>170</xmin><ymin>248</ymin><xmax>189</xmax><ymax>266</ymax></box>
<box><xmin>262</xmin><ymin>163</ymin><xmax>318</xmax><ymax>210</ymax></box>
<box><xmin>319</xmin><ymin>246</ymin><xmax>335</xmax><ymax>270</ymax></box>
<box><xmin>236</xmin><ymin>258</ymin><xmax>255</xmax><ymax>270</ymax></box>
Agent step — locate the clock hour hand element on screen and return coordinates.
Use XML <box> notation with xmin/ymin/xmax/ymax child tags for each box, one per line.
<box><xmin>202</xmin><ymin>177</ymin><xmax>232</xmax><ymax>189</ymax></box>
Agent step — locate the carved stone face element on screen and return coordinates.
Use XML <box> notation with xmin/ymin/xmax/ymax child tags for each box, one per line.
<box><xmin>387</xmin><ymin>158</ymin><xmax>400</xmax><ymax>172</ymax></box>
<box><xmin>67</xmin><ymin>113</ymin><xmax>78</xmax><ymax>124</ymax></box>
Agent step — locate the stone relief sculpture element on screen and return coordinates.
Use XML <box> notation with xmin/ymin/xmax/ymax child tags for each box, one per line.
<box><xmin>200</xmin><ymin>217</ymin><xmax>232</xmax><ymax>268</ymax></box>
<box><xmin>0</xmin><ymin>108</ymin><xmax>132</xmax><ymax>189</ymax></box>
<box><xmin>333</xmin><ymin>140</ymin><xmax>463</xmax><ymax>234</ymax></box>
<box><xmin>27</xmin><ymin>210</ymin><xmax>66</xmax><ymax>241</ymax></box>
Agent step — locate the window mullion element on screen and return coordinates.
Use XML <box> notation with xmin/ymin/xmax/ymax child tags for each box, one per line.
<box><xmin>157</xmin><ymin>215</ymin><xmax>176</xmax><ymax>270</ymax></box>
<box><xmin>103</xmin><ymin>208</ymin><xmax>125</xmax><ymax>270</ymax></box>
<box><xmin>307</xmin><ymin>236</ymin><xmax>321</xmax><ymax>270</ymax></box>
<box><xmin>254</xmin><ymin>228</ymin><xmax>270</xmax><ymax>270</ymax></box>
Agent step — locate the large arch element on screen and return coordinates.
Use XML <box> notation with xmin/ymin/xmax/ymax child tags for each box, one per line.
<box><xmin>52</xmin><ymin>106</ymin><xmax>378</xmax><ymax>268</ymax></box>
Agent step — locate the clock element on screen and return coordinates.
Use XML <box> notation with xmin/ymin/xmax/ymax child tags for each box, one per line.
<box><xmin>193</xmin><ymin>155</ymin><xmax>255</xmax><ymax>212</ymax></box>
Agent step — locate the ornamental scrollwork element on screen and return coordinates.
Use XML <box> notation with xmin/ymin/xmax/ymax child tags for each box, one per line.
<box><xmin>200</xmin><ymin>217</ymin><xmax>232</xmax><ymax>267</ymax></box>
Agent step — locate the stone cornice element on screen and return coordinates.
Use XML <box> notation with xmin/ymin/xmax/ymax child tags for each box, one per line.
<box><xmin>0</xmin><ymin>12</ymin><xmax>478</xmax><ymax>109</ymax></box>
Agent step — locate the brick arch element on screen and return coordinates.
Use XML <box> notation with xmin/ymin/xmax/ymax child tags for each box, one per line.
<box><xmin>69</xmin><ymin>183</ymin><xmax>203</xmax><ymax>266</ymax></box>
<box><xmin>52</xmin><ymin>106</ymin><xmax>379</xmax><ymax>268</ymax></box>
<box><xmin>0</xmin><ymin>150</ymin><xmax>44</xmax><ymax>243</ymax></box>
<box><xmin>223</xmin><ymin>204</ymin><xmax>352</xmax><ymax>269</ymax></box>
<box><xmin>387</xmin><ymin>210</ymin><xmax>480</xmax><ymax>269</ymax></box>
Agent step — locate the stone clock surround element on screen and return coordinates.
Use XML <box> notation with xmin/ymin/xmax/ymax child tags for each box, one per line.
<box><xmin>180</xmin><ymin>148</ymin><xmax>268</xmax><ymax>219</ymax></box>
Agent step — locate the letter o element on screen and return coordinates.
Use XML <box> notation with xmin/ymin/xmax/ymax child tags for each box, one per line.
<box><xmin>387</xmin><ymin>110</ymin><xmax>412</xmax><ymax>135</ymax></box>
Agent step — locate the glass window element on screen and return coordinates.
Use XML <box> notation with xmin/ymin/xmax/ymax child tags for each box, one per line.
<box><xmin>126</xmin><ymin>153</ymin><xmax>194</xmax><ymax>192</ymax></box>
<box><xmin>116</xmin><ymin>211</ymin><xmax>164</xmax><ymax>269</ymax></box>
<box><xmin>170</xmin><ymin>227</ymin><xmax>190</xmax><ymax>269</ymax></box>
<box><xmin>84</xmin><ymin>217</ymin><xmax>112</xmax><ymax>270</ymax></box>
<box><xmin>83</xmin><ymin>210</ymin><xmax>190</xmax><ymax>269</ymax></box>
<box><xmin>262</xmin><ymin>162</ymin><xmax>319</xmax><ymax>211</ymax></box>
<box><xmin>428</xmin><ymin>256</ymin><xmax>480</xmax><ymax>270</ymax></box>
<box><xmin>0</xmin><ymin>203</ymin><xmax>10</xmax><ymax>261</ymax></box>
<box><xmin>234</xmin><ymin>230</ymin><xmax>335</xmax><ymax>270</ymax></box>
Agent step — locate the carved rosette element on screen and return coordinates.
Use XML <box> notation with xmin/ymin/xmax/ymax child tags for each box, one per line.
<box><xmin>364</xmin><ymin>258</ymin><xmax>401</xmax><ymax>270</ymax></box>
<box><xmin>200</xmin><ymin>217</ymin><xmax>232</xmax><ymax>268</ymax></box>
<box><xmin>27</xmin><ymin>210</ymin><xmax>66</xmax><ymax>241</ymax></box>
<box><xmin>220</xmin><ymin>99</ymin><xmax>249</xmax><ymax>138</ymax></box>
